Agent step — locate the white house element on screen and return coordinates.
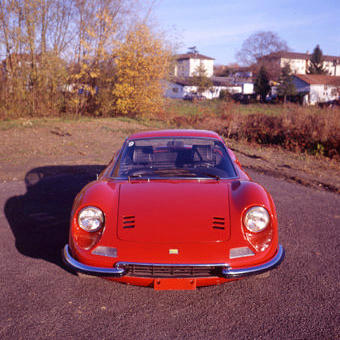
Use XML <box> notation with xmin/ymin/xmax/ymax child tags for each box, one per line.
<box><xmin>167</xmin><ymin>52</ymin><xmax>254</xmax><ymax>100</ymax></box>
<box><xmin>165</xmin><ymin>78</ymin><xmax>228</xmax><ymax>100</ymax></box>
<box><xmin>165</xmin><ymin>77</ymin><xmax>253</xmax><ymax>100</ymax></box>
<box><xmin>173</xmin><ymin>53</ymin><xmax>214</xmax><ymax>78</ymax></box>
<box><xmin>292</xmin><ymin>74</ymin><xmax>340</xmax><ymax>105</ymax></box>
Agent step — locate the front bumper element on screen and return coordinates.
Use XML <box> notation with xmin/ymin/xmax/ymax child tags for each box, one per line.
<box><xmin>63</xmin><ymin>244</ymin><xmax>285</xmax><ymax>279</ymax></box>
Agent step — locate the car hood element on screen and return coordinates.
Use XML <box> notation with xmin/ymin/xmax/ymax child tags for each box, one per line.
<box><xmin>117</xmin><ymin>181</ymin><xmax>230</xmax><ymax>243</ymax></box>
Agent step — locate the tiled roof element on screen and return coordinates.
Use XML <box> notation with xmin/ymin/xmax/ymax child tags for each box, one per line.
<box><xmin>175</xmin><ymin>53</ymin><xmax>215</xmax><ymax>61</ymax></box>
<box><xmin>172</xmin><ymin>77</ymin><xmax>192</xmax><ymax>86</ymax></box>
<box><xmin>263</xmin><ymin>51</ymin><xmax>340</xmax><ymax>62</ymax></box>
<box><xmin>294</xmin><ymin>74</ymin><xmax>340</xmax><ymax>86</ymax></box>
<box><xmin>211</xmin><ymin>76</ymin><xmax>236</xmax><ymax>86</ymax></box>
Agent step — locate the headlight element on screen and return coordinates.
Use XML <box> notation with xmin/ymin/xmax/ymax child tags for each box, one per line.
<box><xmin>244</xmin><ymin>206</ymin><xmax>270</xmax><ymax>233</ymax></box>
<box><xmin>78</xmin><ymin>206</ymin><xmax>104</xmax><ymax>232</ymax></box>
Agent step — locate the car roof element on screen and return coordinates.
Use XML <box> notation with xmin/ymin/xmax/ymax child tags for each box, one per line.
<box><xmin>128</xmin><ymin>129</ymin><xmax>223</xmax><ymax>141</ymax></box>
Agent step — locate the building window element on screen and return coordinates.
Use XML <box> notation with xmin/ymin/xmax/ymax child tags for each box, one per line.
<box><xmin>172</xmin><ymin>87</ymin><xmax>179</xmax><ymax>93</ymax></box>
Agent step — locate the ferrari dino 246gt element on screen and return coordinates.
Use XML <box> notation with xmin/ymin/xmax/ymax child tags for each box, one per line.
<box><xmin>63</xmin><ymin>130</ymin><xmax>284</xmax><ymax>290</ymax></box>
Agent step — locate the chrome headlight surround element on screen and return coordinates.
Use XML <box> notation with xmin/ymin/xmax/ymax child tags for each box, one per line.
<box><xmin>78</xmin><ymin>206</ymin><xmax>104</xmax><ymax>232</ymax></box>
<box><xmin>244</xmin><ymin>206</ymin><xmax>270</xmax><ymax>233</ymax></box>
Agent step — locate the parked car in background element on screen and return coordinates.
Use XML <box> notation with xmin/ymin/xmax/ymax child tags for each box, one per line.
<box><xmin>183</xmin><ymin>93</ymin><xmax>205</xmax><ymax>101</ymax></box>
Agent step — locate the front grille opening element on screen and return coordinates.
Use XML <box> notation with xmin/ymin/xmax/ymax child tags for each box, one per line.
<box><xmin>123</xmin><ymin>216</ymin><xmax>135</xmax><ymax>229</ymax></box>
<box><xmin>212</xmin><ymin>217</ymin><xmax>225</xmax><ymax>230</ymax></box>
<box><xmin>122</xmin><ymin>264</ymin><xmax>223</xmax><ymax>278</ymax></box>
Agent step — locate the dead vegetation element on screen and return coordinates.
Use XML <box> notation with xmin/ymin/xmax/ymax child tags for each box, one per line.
<box><xmin>169</xmin><ymin>102</ymin><xmax>340</xmax><ymax>160</ymax></box>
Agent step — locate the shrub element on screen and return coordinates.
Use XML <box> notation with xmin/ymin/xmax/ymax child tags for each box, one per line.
<box><xmin>217</xmin><ymin>105</ymin><xmax>340</xmax><ymax>159</ymax></box>
<box><xmin>169</xmin><ymin>102</ymin><xmax>340</xmax><ymax>159</ymax></box>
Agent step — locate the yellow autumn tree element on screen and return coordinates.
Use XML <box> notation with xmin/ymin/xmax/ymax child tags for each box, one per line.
<box><xmin>112</xmin><ymin>23</ymin><xmax>171</xmax><ymax>117</ymax></box>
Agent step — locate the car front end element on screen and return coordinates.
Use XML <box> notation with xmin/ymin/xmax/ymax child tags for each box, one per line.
<box><xmin>63</xmin><ymin>130</ymin><xmax>285</xmax><ymax>290</ymax></box>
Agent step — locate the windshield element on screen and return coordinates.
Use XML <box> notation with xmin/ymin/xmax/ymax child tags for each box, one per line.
<box><xmin>112</xmin><ymin>137</ymin><xmax>237</xmax><ymax>179</ymax></box>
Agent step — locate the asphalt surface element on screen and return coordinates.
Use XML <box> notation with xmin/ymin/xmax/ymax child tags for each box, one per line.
<box><xmin>0</xmin><ymin>166</ymin><xmax>339</xmax><ymax>340</ymax></box>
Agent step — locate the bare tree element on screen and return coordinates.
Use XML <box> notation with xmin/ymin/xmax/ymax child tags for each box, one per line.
<box><xmin>72</xmin><ymin>0</ymin><xmax>140</xmax><ymax>63</ymax></box>
<box><xmin>190</xmin><ymin>63</ymin><xmax>213</xmax><ymax>95</ymax></box>
<box><xmin>46</xmin><ymin>0</ymin><xmax>73</xmax><ymax>56</ymax></box>
<box><xmin>236</xmin><ymin>31</ymin><xmax>289</xmax><ymax>66</ymax></box>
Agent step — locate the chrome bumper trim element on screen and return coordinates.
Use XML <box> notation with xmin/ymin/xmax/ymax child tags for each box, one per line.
<box><xmin>222</xmin><ymin>244</ymin><xmax>285</xmax><ymax>278</ymax></box>
<box><xmin>63</xmin><ymin>245</ymin><xmax>126</xmax><ymax>277</ymax></box>
<box><xmin>63</xmin><ymin>244</ymin><xmax>284</xmax><ymax>279</ymax></box>
<box><xmin>115</xmin><ymin>262</ymin><xmax>229</xmax><ymax>267</ymax></box>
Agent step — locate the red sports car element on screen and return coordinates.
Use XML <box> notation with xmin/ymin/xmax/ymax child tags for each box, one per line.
<box><xmin>63</xmin><ymin>130</ymin><xmax>284</xmax><ymax>290</ymax></box>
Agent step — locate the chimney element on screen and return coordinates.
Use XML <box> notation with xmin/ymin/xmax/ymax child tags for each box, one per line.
<box><xmin>333</xmin><ymin>59</ymin><xmax>337</xmax><ymax>76</ymax></box>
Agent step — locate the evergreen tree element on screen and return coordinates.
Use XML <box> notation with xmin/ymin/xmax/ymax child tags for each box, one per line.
<box><xmin>190</xmin><ymin>64</ymin><xmax>213</xmax><ymax>95</ymax></box>
<box><xmin>307</xmin><ymin>45</ymin><xmax>328</xmax><ymax>74</ymax></box>
<box><xmin>277</xmin><ymin>64</ymin><xmax>296</xmax><ymax>103</ymax></box>
<box><xmin>254</xmin><ymin>66</ymin><xmax>271</xmax><ymax>102</ymax></box>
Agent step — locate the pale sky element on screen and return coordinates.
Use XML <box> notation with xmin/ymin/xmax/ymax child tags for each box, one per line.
<box><xmin>152</xmin><ymin>0</ymin><xmax>340</xmax><ymax>65</ymax></box>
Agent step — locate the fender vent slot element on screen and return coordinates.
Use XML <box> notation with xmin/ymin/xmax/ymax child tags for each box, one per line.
<box><xmin>212</xmin><ymin>217</ymin><xmax>225</xmax><ymax>230</ymax></box>
<box><xmin>123</xmin><ymin>216</ymin><xmax>135</xmax><ymax>229</ymax></box>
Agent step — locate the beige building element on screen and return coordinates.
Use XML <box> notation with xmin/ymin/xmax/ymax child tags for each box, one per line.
<box><xmin>260</xmin><ymin>51</ymin><xmax>340</xmax><ymax>77</ymax></box>
<box><xmin>173</xmin><ymin>53</ymin><xmax>215</xmax><ymax>78</ymax></box>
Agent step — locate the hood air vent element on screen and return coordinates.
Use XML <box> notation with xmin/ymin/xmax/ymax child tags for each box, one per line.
<box><xmin>212</xmin><ymin>217</ymin><xmax>225</xmax><ymax>230</ymax></box>
<box><xmin>123</xmin><ymin>215</ymin><xmax>135</xmax><ymax>229</ymax></box>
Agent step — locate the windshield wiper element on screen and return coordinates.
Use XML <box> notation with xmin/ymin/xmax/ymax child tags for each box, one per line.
<box><xmin>195</xmin><ymin>171</ymin><xmax>220</xmax><ymax>180</ymax></box>
<box><xmin>154</xmin><ymin>169</ymin><xmax>195</xmax><ymax>177</ymax></box>
<box><xmin>128</xmin><ymin>170</ymin><xmax>154</xmax><ymax>180</ymax></box>
<box><xmin>127</xmin><ymin>168</ymin><xmax>220</xmax><ymax>180</ymax></box>
<box><xmin>128</xmin><ymin>174</ymin><xmax>142</xmax><ymax>179</ymax></box>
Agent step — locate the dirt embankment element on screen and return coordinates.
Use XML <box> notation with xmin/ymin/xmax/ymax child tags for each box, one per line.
<box><xmin>0</xmin><ymin>117</ymin><xmax>339</xmax><ymax>193</ymax></box>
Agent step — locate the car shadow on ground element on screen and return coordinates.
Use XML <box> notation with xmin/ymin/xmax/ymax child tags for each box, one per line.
<box><xmin>4</xmin><ymin>165</ymin><xmax>105</xmax><ymax>269</ymax></box>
